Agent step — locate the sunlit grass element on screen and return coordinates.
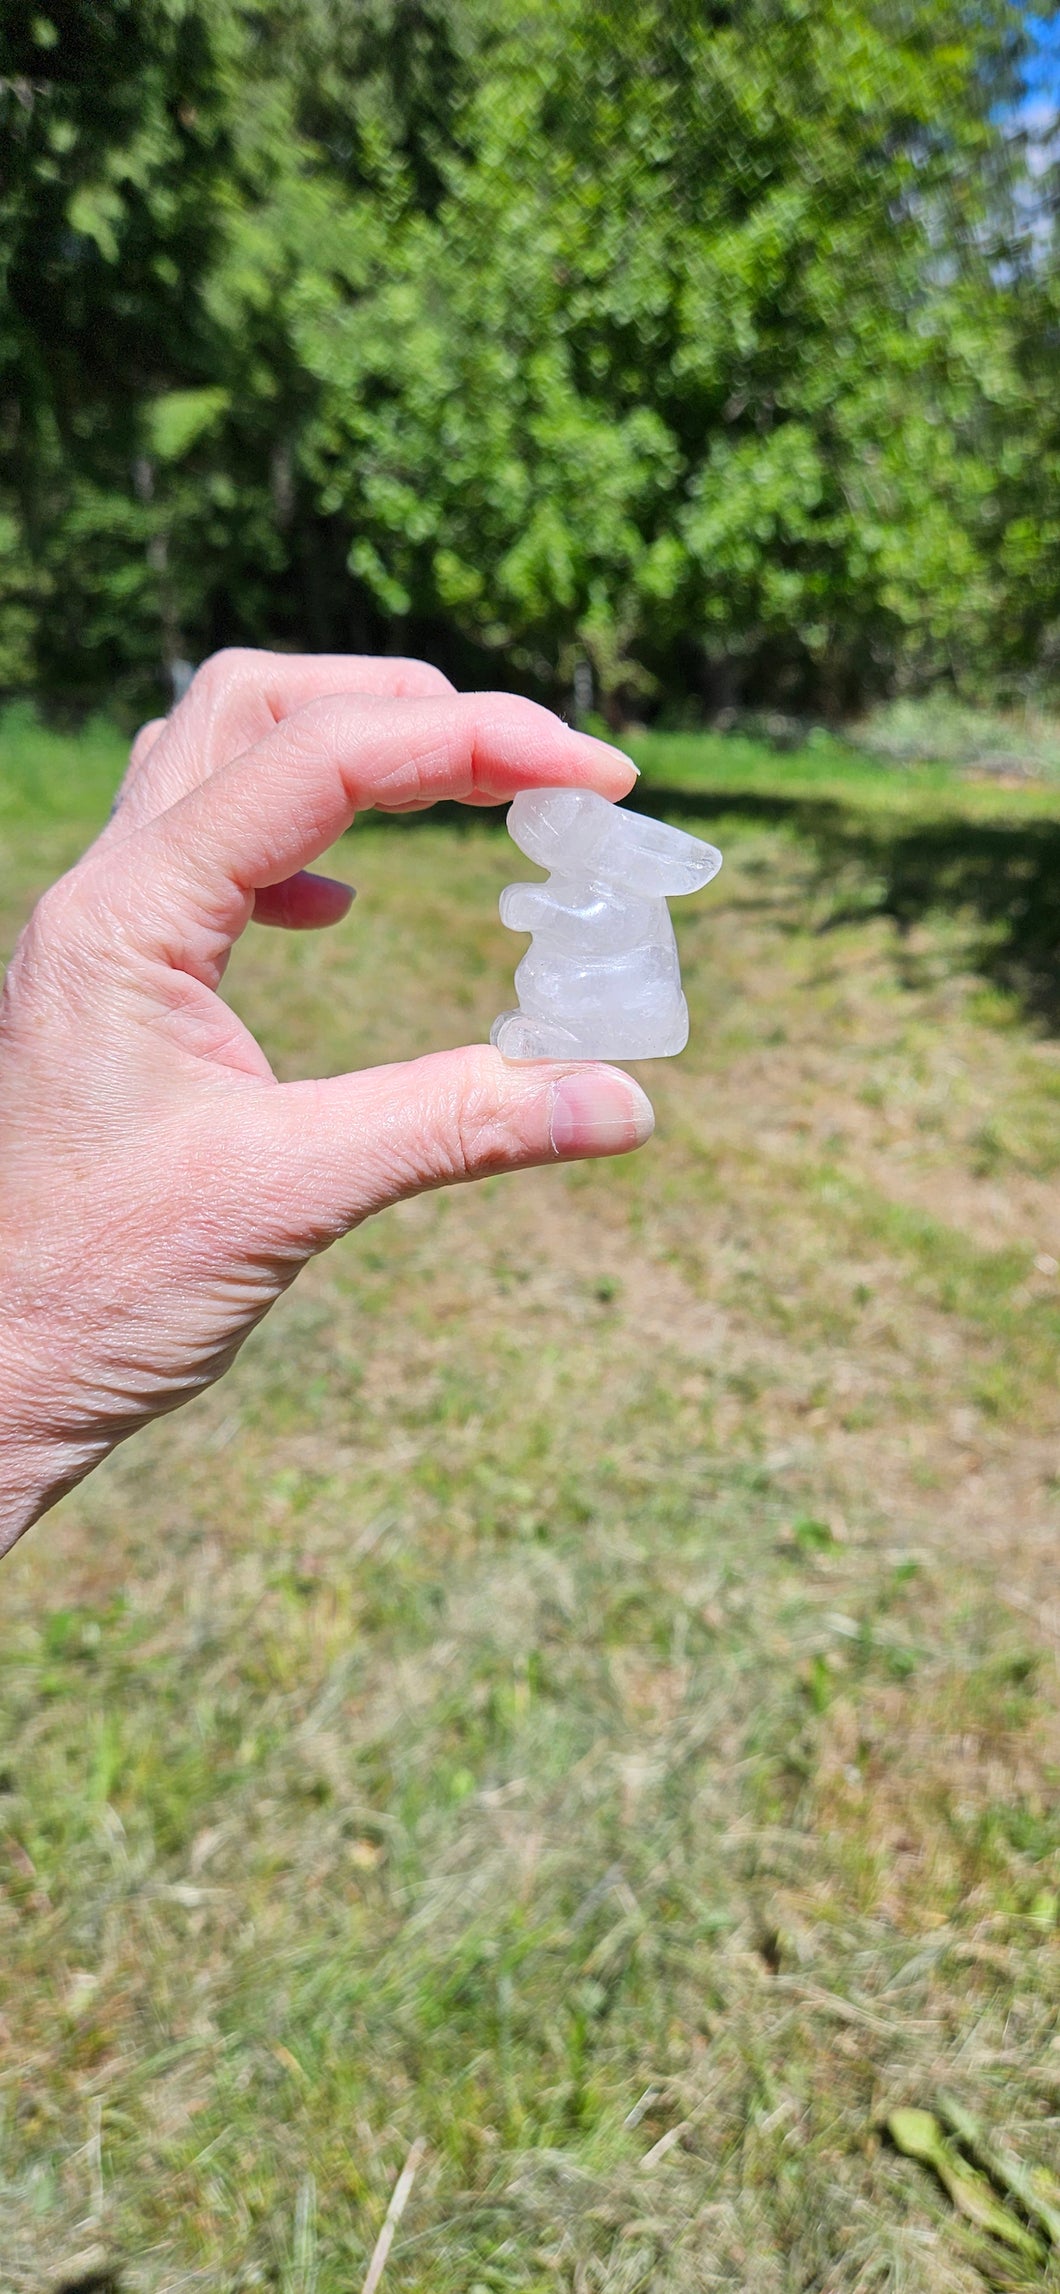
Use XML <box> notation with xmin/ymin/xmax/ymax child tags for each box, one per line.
<box><xmin>3</xmin><ymin>710</ymin><xmax>1060</xmax><ymax>2289</ymax></box>
<box><xmin>0</xmin><ymin>701</ymin><xmax>127</xmax><ymax>826</ymax></box>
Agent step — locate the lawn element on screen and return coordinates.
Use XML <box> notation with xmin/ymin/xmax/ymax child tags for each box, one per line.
<box><xmin>3</xmin><ymin>706</ymin><xmax>1060</xmax><ymax>2292</ymax></box>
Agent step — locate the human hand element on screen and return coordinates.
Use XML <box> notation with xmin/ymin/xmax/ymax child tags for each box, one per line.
<box><xmin>0</xmin><ymin>651</ymin><xmax>653</xmax><ymax>1549</ymax></box>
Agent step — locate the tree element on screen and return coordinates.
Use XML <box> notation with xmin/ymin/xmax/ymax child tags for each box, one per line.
<box><xmin>0</xmin><ymin>0</ymin><xmax>247</xmax><ymax>698</ymax></box>
<box><xmin>0</xmin><ymin>0</ymin><xmax>1048</xmax><ymax>717</ymax></box>
<box><xmin>296</xmin><ymin>0</ymin><xmax>1031</xmax><ymax>711</ymax></box>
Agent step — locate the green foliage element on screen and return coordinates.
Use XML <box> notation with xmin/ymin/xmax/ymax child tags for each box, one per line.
<box><xmin>0</xmin><ymin>0</ymin><xmax>1053</xmax><ymax>714</ymax></box>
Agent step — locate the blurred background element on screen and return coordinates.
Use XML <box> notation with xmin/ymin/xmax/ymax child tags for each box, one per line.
<box><xmin>8</xmin><ymin>8</ymin><xmax>1060</xmax><ymax>2293</ymax></box>
<box><xmin>1</xmin><ymin>0</ymin><xmax>1059</xmax><ymax>737</ymax></box>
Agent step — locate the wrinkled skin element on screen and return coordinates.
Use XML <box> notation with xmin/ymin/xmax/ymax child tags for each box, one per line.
<box><xmin>0</xmin><ymin>651</ymin><xmax>652</xmax><ymax>1550</ymax></box>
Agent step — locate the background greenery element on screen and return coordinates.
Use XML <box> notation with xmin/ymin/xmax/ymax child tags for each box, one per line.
<box><xmin>2</xmin><ymin>0</ymin><xmax>1059</xmax><ymax>719</ymax></box>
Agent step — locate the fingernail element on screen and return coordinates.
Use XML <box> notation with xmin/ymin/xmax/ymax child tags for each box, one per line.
<box><xmin>549</xmin><ymin>1068</ymin><xmax>655</xmax><ymax>1158</ymax></box>
<box><xmin>576</xmin><ymin>729</ymin><xmax>639</xmax><ymax>776</ymax></box>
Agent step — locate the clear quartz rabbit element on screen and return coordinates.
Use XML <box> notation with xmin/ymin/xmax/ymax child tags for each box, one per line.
<box><xmin>492</xmin><ymin>787</ymin><xmax>722</xmax><ymax>1060</ymax></box>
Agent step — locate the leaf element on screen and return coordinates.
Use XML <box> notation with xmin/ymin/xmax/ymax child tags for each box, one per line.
<box><xmin>146</xmin><ymin>390</ymin><xmax>231</xmax><ymax>463</ymax></box>
<box><xmin>888</xmin><ymin>2109</ymin><xmax>1046</xmax><ymax>2263</ymax></box>
<box><xmin>937</xmin><ymin>2092</ymin><xmax>1060</xmax><ymax>2248</ymax></box>
<box><xmin>67</xmin><ymin>184</ymin><xmax>124</xmax><ymax>263</ymax></box>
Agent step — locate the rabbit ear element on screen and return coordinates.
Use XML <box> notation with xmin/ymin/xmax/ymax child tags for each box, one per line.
<box><xmin>507</xmin><ymin>788</ymin><xmax>721</xmax><ymax>896</ymax></box>
<box><xmin>603</xmin><ymin>811</ymin><xmax>723</xmax><ymax>896</ymax></box>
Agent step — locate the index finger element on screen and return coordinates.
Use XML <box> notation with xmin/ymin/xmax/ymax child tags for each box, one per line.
<box><xmin>113</xmin><ymin>691</ymin><xmax>636</xmax><ymax>980</ymax></box>
<box><xmin>109</xmin><ymin>649</ymin><xmax>457</xmax><ymax>832</ymax></box>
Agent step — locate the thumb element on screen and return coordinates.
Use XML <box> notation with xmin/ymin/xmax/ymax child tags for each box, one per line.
<box><xmin>247</xmin><ymin>1046</ymin><xmax>655</xmax><ymax>1246</ymax></box>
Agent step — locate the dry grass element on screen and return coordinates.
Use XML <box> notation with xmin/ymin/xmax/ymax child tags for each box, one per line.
<box><xmin>3</xmin><ymin>719</ymin><xmax>1060</xmax><ymax>2291</ymax></box>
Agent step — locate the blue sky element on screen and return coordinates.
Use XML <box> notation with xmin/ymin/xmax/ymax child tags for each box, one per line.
<box><xmin>1024</xmin><ymin>15</ymin><xmax>1060</xmax><ymax>105</ymax></box>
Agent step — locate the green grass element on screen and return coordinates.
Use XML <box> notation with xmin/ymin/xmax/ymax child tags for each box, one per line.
<box><xmin>4</xmin><ymin>705</ymin><xmax>1060</xmax><ymax>2291</ymax></box>
<box><xmin>627</xmin><ymin>724</ymin><xmax>1060</xmax><ymax>818</ymax></box>
<box><xmin>0</xmin><ymin>701</ymin><xmax>128</xmax><ymax>827</ymax></box>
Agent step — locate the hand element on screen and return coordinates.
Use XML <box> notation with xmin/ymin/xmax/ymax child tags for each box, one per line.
<box><xmin>0</xmin><ymin>650</ymin><xmax>653</xmax><ymax>1549</ymax></box>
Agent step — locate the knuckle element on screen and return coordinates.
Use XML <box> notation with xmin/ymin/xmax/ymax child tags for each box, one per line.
<box><xmin>6</xmin><ymin>872</ymin><xmax>95</xmax><ymax>1000</ymax></box>
<box><xmin>371</xmin><ymin>1054</ymin><xmax>512</xmax><ymax>1198</ymax></box>
<box><xmin>129</xmin><ymin>716</ymin><xmax>167</xmax><ymax>772</ymax></box>
<box><xmin>447</xmin><ymin>1053</ymin><xmax>522</xmax><ymax>1180</ymax></box>
<box><xmin>451</xmin><ymin>1096</ymin><xmax>486</xmax><ymax>1182</ymax></box>
<box><xmin>29</xmin><ymin>872</ymin><xmax>83</xmax><ymax>943</ymax></box>
<box><xmin>189</xmin><ymin>646</ymin><xmax>260</xmax><ymax>704</ymax></box>
<box><xmin>394</xmin><ymin>656</ymin><xmax>455</xmax><ymax>696</ymax></box>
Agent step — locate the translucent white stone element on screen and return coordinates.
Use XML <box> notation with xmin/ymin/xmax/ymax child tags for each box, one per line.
<box><xmin>491</xmin><ymin>787</ymin><xmax>722</xmax><ymax>1060</ymax></box>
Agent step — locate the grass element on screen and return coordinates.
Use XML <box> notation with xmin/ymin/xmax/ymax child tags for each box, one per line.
<box><xmin>4</xmin><ymin>705</ymin><xmax>1060</xmax><ymax>2290</ymax></box>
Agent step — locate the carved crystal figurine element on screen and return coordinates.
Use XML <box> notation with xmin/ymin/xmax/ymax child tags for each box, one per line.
<box><xmin>491</xmin><ymin>787</ymin><xmax>722</xmax><ymax>1060</ymax></box>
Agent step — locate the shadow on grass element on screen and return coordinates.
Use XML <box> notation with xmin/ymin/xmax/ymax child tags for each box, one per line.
<box><xmin>365</xmin><ymin>787</ymin><xmax>1060</xmax><ymax>1028</ymax></box>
